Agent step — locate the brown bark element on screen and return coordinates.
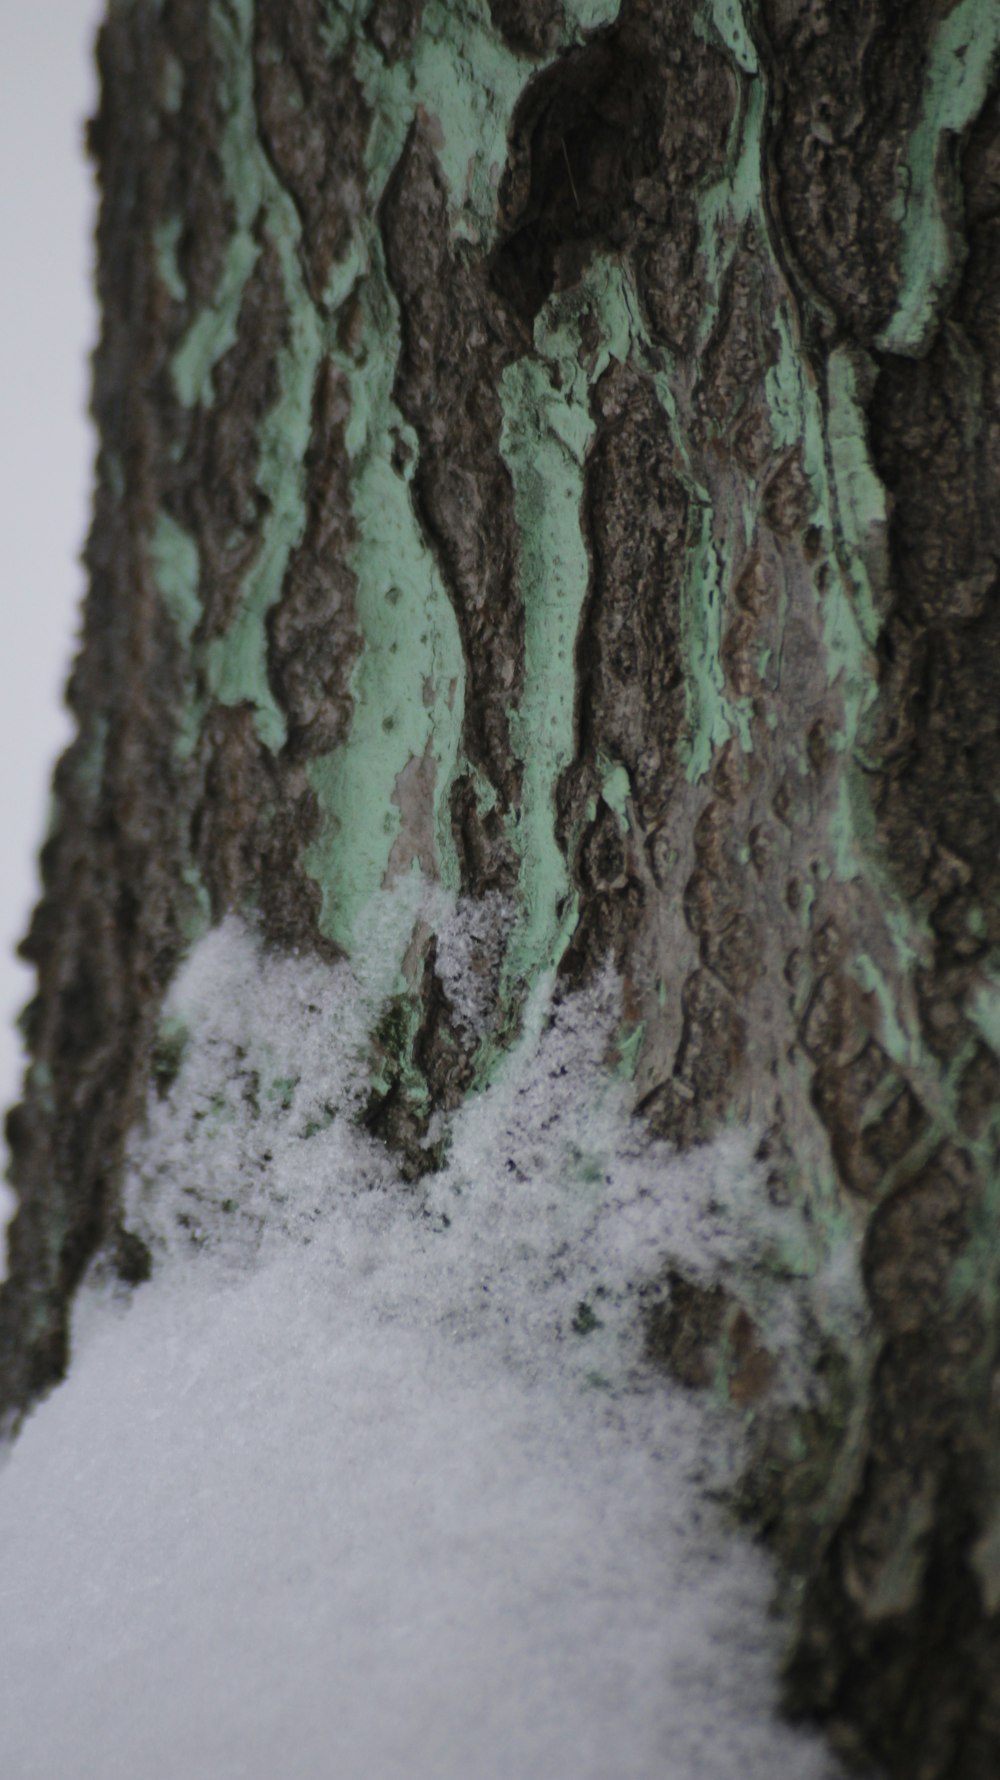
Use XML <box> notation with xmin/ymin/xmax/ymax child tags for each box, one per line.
<box><xmin>4</xmin><ymin>4</ymin><xmax>1000</xmax><ymax>1773</ymax></box>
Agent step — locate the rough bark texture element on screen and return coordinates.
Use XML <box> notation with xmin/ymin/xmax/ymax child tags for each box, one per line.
<box><xmin>5</xmin><ymin>2</ymin><xmax>1000</xmax><ymax>1775</ymax></box>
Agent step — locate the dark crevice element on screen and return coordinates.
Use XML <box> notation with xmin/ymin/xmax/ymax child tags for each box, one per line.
<box><xmin>491</xmin><ymin>5</ymin><xmax>734</xmax><ymax>331</ymax></box>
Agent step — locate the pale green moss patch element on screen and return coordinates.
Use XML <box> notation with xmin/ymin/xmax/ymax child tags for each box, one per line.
<box><xmin>27</xmin><ymin>1061</ymin><xmax>55</xmax><ymax>1117</ymax></box>
<box><xmin>615</xmin><ymin>1022</ymin><xmax>646</xmax><ymax>1080</ymax></box>
<box><xmin>354</xmin><ymin>1</ymin><xmax>525</xmax><ymax>253</ymax></box>
<box><xmin>968</xmin><ymin>980</ymin><xmax>1000</xmax><ymax>1060</ymax></box>
<box><xmin>499</xmin><ymin>259</ymin><xmax>638</xmax><ymax>994</ymax></box>
<box><xmin>187</xmin><ymin>1</ymin><xmax>324</xmax><ymax>751</ymax></box>
<box><xmin>825</xmin><ymin>347</ymin><xmax>887</xmax><ymax>648</ymax></box>
<box><xmin>146</xmin><ymin>511</ymin><xmax>205</xmax><ymax>761</ymax></box>
<box><xmin>972</xmin><ymin>1508</ymin><xmax>1000</xmax><ymax>1615</ymax></box>
<box><xmin>850</xmin><ymin>952</ymin><xmax>918</xmax><ymax>1072</ymax></box>
<box><xmin>153</xmin><ymin>217</ymin><xmax>187</xmax><ymax>305</ymax></box>
<box><xmin>696</xmin><ymin>0</ymin><xmax>758</xmax><ymax>74</ymax></box>
<box><xmin>172</xmin><ymin>230</ymin><xmax>259</xmax><ymax>411</ymax></box>
<box><xmin>693</xmin><ymin>73</ymin><xmax>766</xmax><ymax>311</ymax></box>
<box><xmin>75</xmin><ymin>717</ymin><xmax>108</xmax><ymax>815</ymax></box>
<box><xmin>149</xmin><ymin>511</ymin><xmax>201</xmax><ymax>648</ymax></box>
<box><xmin>304</xmin><ymin>249</ymin><xmax>465</xmax><ymax>952</ymax></box>
<box><xmin>179</xmin><ymin>863</ymin><xmax>212</xmax><ymax>946</ymax></box>
<box><xmin>600</xmin><ymin>761</ymin><xmax>631</xmax><ymax>821</ymax></box>
<box><xmin>877</xmin><ymin>0</ymin><xmax>1000</xmax><ymax>356</ymax></box>
<box><xmin>564</xmin><ymin>0</ymin><xmax>621</xmax><ymax>30</ymax></box>
<box><xmin>172</xmin><ymin>0</ymin><xmax>269</xmax><ymax>408</ymax></box>
<box><xmin>680</xmin><ymin>520</ymin><xmax>751</xmax><ymax>784</ymax></box>
<box><xmin>160</xmin><ymin>48</ymin><xmax>183</xmax><ymax>114</ymax></box>
<box><xmin>204</xmin><ymin>248</ymin><xmax>321</xmax><ymax>753</ymax></box>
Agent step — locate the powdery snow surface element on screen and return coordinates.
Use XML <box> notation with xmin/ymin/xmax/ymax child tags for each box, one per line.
<box><xmin>0</xmin><ymin>898</ymin><xmax>846</xmax><ymax>1780</ymax></box>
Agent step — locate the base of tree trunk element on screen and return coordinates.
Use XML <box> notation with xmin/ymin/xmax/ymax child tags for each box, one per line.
<box><xmin>5</xmin><ymin>3</ymin><xmax>1000</xmax><ymax>1773</ymax></box>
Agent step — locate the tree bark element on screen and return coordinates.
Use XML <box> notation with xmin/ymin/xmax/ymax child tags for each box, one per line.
<box><xmin>5</xmin><ymin>1</ymin><xmax>1000</xmax><ymax>1772</ymax></box>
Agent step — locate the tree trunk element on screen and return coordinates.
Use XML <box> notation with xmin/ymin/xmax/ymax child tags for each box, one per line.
<box><xmin>5</xmin><ymin>0</ymin><xmax>1000</xmax><ymax>1772</ymax></box>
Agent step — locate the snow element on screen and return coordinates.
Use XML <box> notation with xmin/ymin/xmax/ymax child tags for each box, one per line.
<box><xmin>0</xmin><ymin>897</ymin><xmax>847</xmax><ymax>1779</ymax></box>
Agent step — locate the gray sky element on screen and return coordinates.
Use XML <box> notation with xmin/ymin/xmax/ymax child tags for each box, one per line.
<box><xmin>0</xmin><ymin>0</ymin><xmax>101</xmax><ymax>1220</ymax></box>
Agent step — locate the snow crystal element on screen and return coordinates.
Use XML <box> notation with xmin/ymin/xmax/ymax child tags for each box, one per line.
<box><xmin>0</xmin><ymin>901</ymin><xmax>849</xmax><ymax>1780</ymax></box>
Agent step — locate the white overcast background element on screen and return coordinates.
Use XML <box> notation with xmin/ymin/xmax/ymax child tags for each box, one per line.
<box><xmin>0</xmin><ymin>0</ymin><xmax>102</xmax><ymax>1217</ymax></box>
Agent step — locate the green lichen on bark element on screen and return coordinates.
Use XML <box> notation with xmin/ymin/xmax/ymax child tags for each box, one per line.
<box><xmin>6</xmin><ymin>1</ymin><xmax>1000</xmax><ymax>1773</ymax></box>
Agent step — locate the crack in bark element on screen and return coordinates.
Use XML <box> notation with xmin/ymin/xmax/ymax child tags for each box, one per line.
<box><xmin>380</xmin><ymin>118</ymin><xmax>525</xmax><ymax>895</ymax></box>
